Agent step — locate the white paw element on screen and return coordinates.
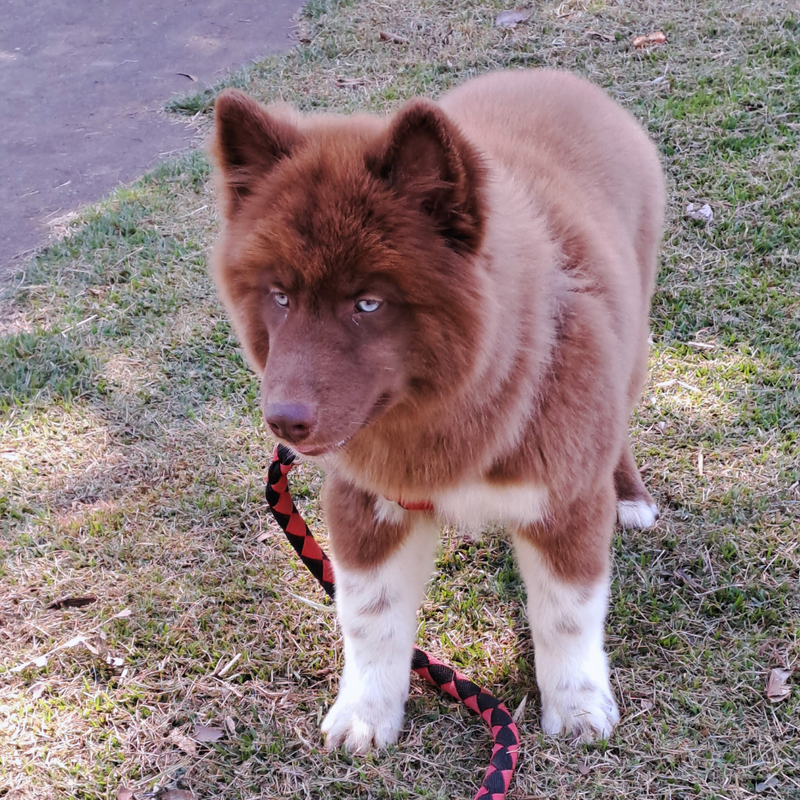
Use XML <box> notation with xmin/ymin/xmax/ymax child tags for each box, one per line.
<box><xmin>540</xmin><ymin>675</ymin><xmax>619</xmax><ymax>743</ymax></box>
<box><xmin>321</xmin><ymin>693</ymin><xmax>404</xmax><ymax>754</ymax></box>
<box><xmin>617</xmin><ymin>499</ymin><xmax>659</xmax><ymax>530</ymax></box>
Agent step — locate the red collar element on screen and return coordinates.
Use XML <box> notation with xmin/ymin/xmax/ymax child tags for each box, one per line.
<box><xmin>395</xmin><ymin>498</ymin><xmax>434</xmax><ymax>512</ymax></box>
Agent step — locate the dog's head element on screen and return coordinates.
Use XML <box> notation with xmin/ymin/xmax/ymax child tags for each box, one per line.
<box><xmin>211</xmin><ymin>90</ymin><xmax>487</xmax><ymax>457</ymax></box>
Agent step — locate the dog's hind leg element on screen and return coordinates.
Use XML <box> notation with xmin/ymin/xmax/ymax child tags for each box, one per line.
<box><xmin>614</xmin><ymin>439</ymin><xmax>659</xmax><ymax>530</ymax></box>
<box><xmin>321</xmin><ymin>477</ymin><xmax>439</xmax><ymax>754</ymax></box>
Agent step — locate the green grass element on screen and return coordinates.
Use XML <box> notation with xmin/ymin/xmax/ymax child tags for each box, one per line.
<box><xmin>1</xmin><ymin>1</ymin><xmax>799</xmax><ymax>798</ymax></box>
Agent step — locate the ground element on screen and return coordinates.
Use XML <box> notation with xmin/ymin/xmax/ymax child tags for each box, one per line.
<box><xmin>0</xmin><ymin>0</ymin><xmax>301</xmax><ymax>280</ymax></box>
<box><xmin>0</xmin><ymin>1</ymin><xmax>799</xmax><ymax>799</ymax></box>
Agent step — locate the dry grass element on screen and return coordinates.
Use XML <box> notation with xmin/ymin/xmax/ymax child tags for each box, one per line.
<box><xmin>1</xmin><ymin>1</ymin><xmax>799</xmax><ymax>798</ymax></box>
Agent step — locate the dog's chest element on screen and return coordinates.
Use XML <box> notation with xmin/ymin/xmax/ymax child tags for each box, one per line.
<box><xmin>430</xmin><ymin>479</ymin><xmax>548</xmax><ymax>530</ymax></box>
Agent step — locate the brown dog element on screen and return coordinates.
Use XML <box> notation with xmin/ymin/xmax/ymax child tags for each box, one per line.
<box><xmin>210</xmin><ymin>70</ymin><xmax>665</xmax><ymax>751</ymax></box>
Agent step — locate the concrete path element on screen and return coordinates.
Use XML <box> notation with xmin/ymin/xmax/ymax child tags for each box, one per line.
<box><xmin>0</xmin><ymin>0</ymin><xmax>302</xmax><ymax>281</ymax></box>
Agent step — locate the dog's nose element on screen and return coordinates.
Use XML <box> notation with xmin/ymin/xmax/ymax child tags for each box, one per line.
<box><xmin>265</xmin><ymin>402</ymin><xmax>316</xmax><ymax>443</ymax></box>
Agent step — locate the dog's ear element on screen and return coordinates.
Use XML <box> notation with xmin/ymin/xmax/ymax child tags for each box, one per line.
<box><xmin>211</xmin><ymin>89</ymin><xmax>299</xmax><ymax>216</ymax></box>
<box><xmin>376</xmin><ymin>99</ymin><xmax>485</xmax><ymax>254</ymax></box>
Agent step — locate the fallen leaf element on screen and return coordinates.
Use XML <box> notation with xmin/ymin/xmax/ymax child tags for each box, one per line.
<box><xmin>193</xmin><ymin>723</ymin><xmax>224</xmax><ymax>743</ymax></box>
<box><xmin>84</xmin><ymin>632</ymin><xmax>110</xmax><ymax>657</ymax></box>
<box><xmin>112</xmin><ymin>608</ymin><xmax>133</xmax><ymax>619</ymax></box>
<box><xmin>76</xmin><ymin>631</ymin><xmax>125</xmax><ymax>667</ymax></box>
<box><xmin>169</xmin><ymin>729</ymin><xmax>198</xmax><ymax>757</ymax></box>
<box><xmin>29</xmin><ymin>682</ymin><xmax>48</xmax><ymax>699</ymax></box>
<box><xmin>586</xmin><ymin>30</ymin><xmax>614</xmax><ymax>42</ymax></box>
<box><xmin>632</xmin><ymin>31</ymin><xmax>667</xmax><ymax>48</ymax></box>
<box><xmin>578</xmin><ymin>761</ymin><xmax>591</xmax><ymax>776</ymax></box>
<box><xmin>224</xmin><ymin>716</ymin><xmax>237</xmax><ymax>736</ymax></box>
<box><xmin>495</xmin><ymin>9</ymin><xmax>532</xmax><ymax>28</ymax></box>
<box><xmin>756</xmin><ymin>775</ymin><xmax>780</xmax><ymax>793</ymax></box>
<box><xmin>116</xmin><ymin>788</ymin><xmax>135</xmax><ymax>800</ymax></box>
<box><xmin>47</xmin><ymin>595</ymin><xmax>97</xmax><ymax>610</ymax></box>
<box><xmin>766</xmin><ymin>668</ymin><xmax>792</xmax><ymax>703</ymax></box>
<box><xmin>512</xmin><ymin>694</ymin><xmax>528</xmax><ymax>723</ymax></box>
<box><xmin>83</xmin><ymin>638</ymin><xmax>101</xmax><ymax>656</ymax></box>
<box><xmin>685</xmin><ymin>202</ymin><xmax>713</xmax><ymax>223</ymax></box>
<box><xmin>379</xmin><ymin>31</ymin><xmax>408</xmax><ymax>45</ymax></box>
<box><xmin>159</xmin><ymin>792</ymin><xmax>194</xmax><ymax>800</ymax></box>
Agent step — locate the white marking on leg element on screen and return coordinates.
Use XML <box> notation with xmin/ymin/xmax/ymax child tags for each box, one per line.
<box><xmin>322</xmin><ymin>517</ymin><xmax>439</xmax><ymax>753</ymax></box>
<box><xmin>511</xmin><ymin>532</ymin><xmax>619</xmax><ymax>743</ymax></box>
<box><xmin>617</xmin><ymin>499</ymin><xmax>659</xmax><ymax>530</ymax></box>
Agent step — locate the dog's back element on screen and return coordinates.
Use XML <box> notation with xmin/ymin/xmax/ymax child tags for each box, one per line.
<box><xmin>442</xmin><ymin>70</ymin><xmax>664</xmax><ymax>407</ymax></box>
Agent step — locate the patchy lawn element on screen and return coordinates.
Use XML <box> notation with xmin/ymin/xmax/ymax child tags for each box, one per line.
<box><xmin>1</xmin><ymin>1</ymin><xmax>798</xmax><ymax>798</ymax></box>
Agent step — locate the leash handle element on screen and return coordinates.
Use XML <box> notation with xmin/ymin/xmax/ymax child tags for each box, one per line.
<box><xmin>266</xmin><ymin>445</ymin><xmax>519</xmax><ymax>800</ymax></box>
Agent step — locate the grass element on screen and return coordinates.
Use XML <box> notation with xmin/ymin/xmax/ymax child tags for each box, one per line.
<box><xmin>1</xmin><ymin>0</ymin><xmax>799</xmax><ymax>798</ymax></box>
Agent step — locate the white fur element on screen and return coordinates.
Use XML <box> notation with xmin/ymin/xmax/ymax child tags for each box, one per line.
<box><xmin>322</xmin><ymin>516</ymin><xmax>439</xmax><ymax>753</ymax></box>
<box><xmin>432</xmin><ymin>480</ymin><xmax>549</xmax><ymax>531</ymax></box>
<box><xmin>511</xmin><ymin>532</ymin><xmax>619</xmax><ymax>742</ymax></box>
<box><xmin>617</xmin><ymin>499</ymin><xmax>659</xmax><ymax>530</ymax></box>
<box><xmin>373</xmin><ymin>494</ymin><xmax>407</xmax><ymax>526</ymax></box>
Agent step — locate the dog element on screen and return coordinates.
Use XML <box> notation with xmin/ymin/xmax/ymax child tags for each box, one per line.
<box><xmin>210</xmin><ymin>69</ymin><xmax>665</xmax><ymax>752</ymax></box>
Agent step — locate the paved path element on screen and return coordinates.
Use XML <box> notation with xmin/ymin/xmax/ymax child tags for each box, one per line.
<box><xmin>0</xmin><ymin>0</ymin><xmax>302</xmax><ymax>281</ymax></box>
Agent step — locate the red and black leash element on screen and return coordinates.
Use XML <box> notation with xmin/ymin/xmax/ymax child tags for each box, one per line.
<box><xmin>266</xmin><ymin>444</ymin><xmax>519</xmax><ymax>800</ymax></box>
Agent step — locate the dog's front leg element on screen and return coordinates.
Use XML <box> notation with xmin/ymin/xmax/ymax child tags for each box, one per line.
<box><xmin>321</xmin><ymin>475</ymin><xmax>439</xmax><ymax>753</ymax></box>
<box><xmin>512</xmin><ymin>485</ymin><xmax>620</xmax><ymax>743</ymax></box>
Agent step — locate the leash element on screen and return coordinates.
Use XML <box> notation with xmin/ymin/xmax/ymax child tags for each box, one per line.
<box><xmin>266</xmin><ymin>444</ymin><xmax>519</xmax><ymax>800</ymax></box>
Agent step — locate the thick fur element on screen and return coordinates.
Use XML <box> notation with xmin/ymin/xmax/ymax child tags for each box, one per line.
<box><xmin>210</xmin><ymin>70</ymin><xmax>665</xmax><ymax>749</ymax></box>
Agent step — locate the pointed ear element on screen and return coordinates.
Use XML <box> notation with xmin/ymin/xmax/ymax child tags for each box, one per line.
<box><xmin>210</xmin><ymin>89</ymin><xmax>299</xmax><ymax>216</ymax></box>
<box><xmin>376</xmin><ymin>99</ymin><xmax>485</xmax><ymax>254</ymax></box>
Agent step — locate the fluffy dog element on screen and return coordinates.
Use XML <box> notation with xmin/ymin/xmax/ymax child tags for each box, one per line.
<box><xmin>210</xmin><ymin>69</ymin><xmax>665</xmax><ymax>751</ymax></box>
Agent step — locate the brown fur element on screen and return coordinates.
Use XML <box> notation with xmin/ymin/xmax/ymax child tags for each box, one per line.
<box><xmin>210</xmin><ymin>70</ymin><xmax>665</xmax><ymax>582</ymax></box>
<box><xmin>321</xmin><ymin>474</ymin><xmax>411</xmax><ymax>572</ymax></box>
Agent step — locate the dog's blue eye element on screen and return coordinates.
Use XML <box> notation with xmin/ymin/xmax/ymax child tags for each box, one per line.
<box><xmin>355</xmin><ymin>298</ymin><xmax>381</xmax><ymax>313</ymax></box>
<box><xmin>274</xmin><ymin>293</ymin><xmax>289</xmax><ymax>308</ymax></box>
